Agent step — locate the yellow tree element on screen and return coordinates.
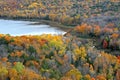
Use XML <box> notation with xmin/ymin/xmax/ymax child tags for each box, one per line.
<box><xmin>73</xmin><ymin>46</ymin><xmax>86</xmax><ymax>60</ymax></box>
<box><xmin>49</xmin><ymin>13</ymin><xmax>57</xmax><ymax>21</ymax></box>
<box><xmin>0</xmin><ymin>66</ymin><xmax>8</xmax><ymax>80</ymax></box>
<box><xmin>65</xmin><ymin>69</ymin><xmax>82</xmax><ymax>80</ymax></box>
<box><xmin>8</xmin><ymin>68</ymin><xmax>18</xmax><ymax>80</ymax></box>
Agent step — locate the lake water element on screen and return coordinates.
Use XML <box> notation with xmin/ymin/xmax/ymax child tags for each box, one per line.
<box><xmin>0</xmin><ymin>19</ymin><xmax>65</xmax><ymax>36</ymax></box>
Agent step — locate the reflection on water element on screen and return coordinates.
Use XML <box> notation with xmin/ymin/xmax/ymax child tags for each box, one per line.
<box><xmin>0</xmin><ymin>19</ymin><xmax>65</xmax><ymax>36</ymax></box>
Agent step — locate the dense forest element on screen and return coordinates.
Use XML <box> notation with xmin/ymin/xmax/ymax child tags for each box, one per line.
<box><xmin>0</xmin><ymin>23</ymin><xmax>120</xmax><ymax>79</ymax></box>
<box><xmin>0</xmin><ymin>33</ymin><xmax>119</xmax><ymax>80</ymax></box>
<box><xmin>0</xmin><ymin>0</ymin><xmax>120</xmax><ymax>25</ymax></box>
<box><xmin>0</xmin><ymin>0</ymin><xmax>120</xmax><ymax>80</ymax></box>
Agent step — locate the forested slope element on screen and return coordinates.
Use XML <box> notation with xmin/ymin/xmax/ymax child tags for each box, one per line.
<box><xmin>0</xmin><ymin>0</ymin><xmax>119</xmax><ymax>25</ymax></box>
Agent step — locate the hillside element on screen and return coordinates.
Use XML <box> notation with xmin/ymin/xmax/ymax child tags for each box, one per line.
<box><xmin>0</xmin><ymin>0</ymin><xmax>120</xmax><ymax>80</ymax></box>
<box><xmin>0</xmin><ymin>0</ymin><xmax>119</xmax><ymax>26</ymax></box>
<box><xmin>0</xmin><ymin>34</ymin><xmax>120</xmax><ymax>80</ymax></box>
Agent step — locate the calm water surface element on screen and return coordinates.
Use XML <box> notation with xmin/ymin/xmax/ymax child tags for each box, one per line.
<box><xmin>0</xmin><ymin>19</ymin><xmax>65</xmax><ymax>36</ymax></box>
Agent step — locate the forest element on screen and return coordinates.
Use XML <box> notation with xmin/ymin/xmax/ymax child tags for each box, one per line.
<box><xmin>0</xmin><ymin>0</ymin><xmax>119</xmax><ymax>26</ymax></box>
<box><xmin>0</xmin><ymin>23</ymin><xmax>120</xmax><ymax>79</ymax></box>
<box><xmin>0</xmin><ymin>0</ymin><xmax>120</xmax><ymax>80</ymax></box>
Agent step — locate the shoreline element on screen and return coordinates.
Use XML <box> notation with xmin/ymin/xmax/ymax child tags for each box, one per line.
<box><xmin>0</xmin><ymin>16</ymin><xmax>74</xmax><ymax>32</ymax></box>
<box><xmin>29</xmin><ymin>20</ymin><xmax>74</xmax><ymax>32</ymax></box>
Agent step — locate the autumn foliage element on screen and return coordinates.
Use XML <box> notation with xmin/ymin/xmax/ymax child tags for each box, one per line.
<box><xmin>0</xmin><ymin>33</ymin><xmax>119</xmax><ymax>80</ymax></box>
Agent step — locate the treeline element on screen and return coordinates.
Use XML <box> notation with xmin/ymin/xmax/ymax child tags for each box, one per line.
<box><xmin>0</xmin><ymin>0</ymin><xmax>119</xmax><ymax>25</ymax></box>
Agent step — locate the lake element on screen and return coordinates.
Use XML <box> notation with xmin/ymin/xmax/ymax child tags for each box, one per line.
<box><xmin>0</xmin><ymin>19</ymin><xmax>65</xmax><ymax>36</ymax></box>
